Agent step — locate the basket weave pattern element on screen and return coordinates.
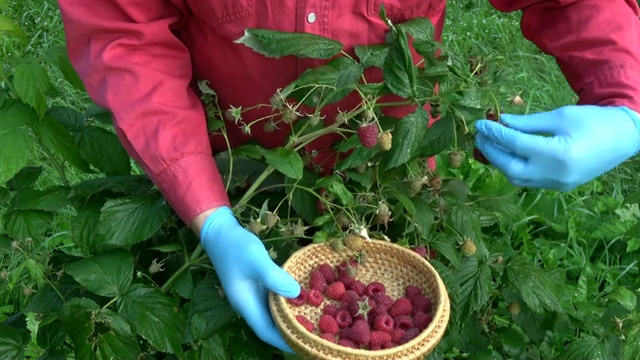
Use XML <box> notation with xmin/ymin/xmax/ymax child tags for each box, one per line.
<box><xmin>269</xmin><ymin>239</ymin><xmax>450</xmax><ymax>360</ymax></box>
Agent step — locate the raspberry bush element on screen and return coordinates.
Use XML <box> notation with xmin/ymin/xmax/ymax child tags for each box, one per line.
<box><xmin>2</xmin><ymin>4</ymin><xmax>640</xmax><ymax>360</ymax></box>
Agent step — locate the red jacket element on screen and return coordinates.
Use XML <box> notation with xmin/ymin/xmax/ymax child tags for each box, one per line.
<box><xmin>57</xmin><ymin>0</ymin><xmax>640</xmax><ymax>225</ymax></box>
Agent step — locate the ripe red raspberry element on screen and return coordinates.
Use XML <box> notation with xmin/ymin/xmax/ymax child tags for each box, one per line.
<box><xmin>326</xmin><ymin>281</ymin><xmax>346</xmax><ymax>300</ymax></box>
<box><xmin>322</xmin><ymin>304</ymin><xmax>340</xmax><ymax>317</ymax></box>
<box><xmin>287</xmin><ymin>288</ymin><xmax>308</xmax><ymax>306</ymax></box>
<box><xmin>357</xmin><ymin>122</ymin><xmax>379</xmax><ymax>148</ymax></box>
<box><xmin>340</xmin><ymin>290</ymin><xmax>359</xmax><ymax>305</ymax></box>
<box><xmin>394</xmin><ymin>315</ymin><xmax>414</xmax><ymax>330</ymax></box>
<box><xmin>308</xmin><ymin>289</ymin><xmax>324</xmax><ymax>307</ymax></box>
<box><xmin>318</xmin><ymin>314</ymin><xmax>340</xmax><ymax>335</ymax></box>
<box><xmin>348</xmin><ymin>280</ymin><xmax>366</xmax><ymax>296</ymax></box>
<box><xmin>473</xmin><ymin>147</ymin><xmax>490</xmax><ymax>165</ymax></box>
<box><xmin>369</xmin><ymin>331</ymin><xmax>392</xmax><ymax>349</ymax></box>
<box><xmin>383</xmin><ymin>341</ymin><xmax>397</xmax><ymax>349</ymax></box>
<box><xmin>371</xmin><ymin>293</ymin><xmax>394</xmax><ymax>311</ymax></box>
<box><xmin>390</xmin><ymin>328</ymin><xmax>405</xmax><ymax>343</ymax></box>
<box><xmin>365</xmin><ymin>281</ymin><xmax>385</xmax><ymax>297</ymax></box>
<box><xmin>373</xmin><ymin>314</ymin><xmax>394</xmax><ymax>333</ymax></box>
<box><xmin>412</xmin><ymin>245</ymin><xmax>427</xmax><ymax>258</ymax></box>
<box><xmin>404</xmin><ymin>285</ymin><xmax>423</xmax><ymax>299</ymax></box>
<box><xmin>339</xmin><ymin>326</ymin><xmax>351</xmax><ymax>341</ymax></box>
<box><xmin>369</xmin><ymin>304</ymin><xmax>387</xmax><ymax>321</ymax></box>
<box><xmin>335</xmin><ymin>309</ymin><xmax>352</xmax><ymax>329</ymax></box>
<box><xmin>349</xmin><ymin>320</ymin><xmax>371</xmax><ymax>345</ymax></box>
<box><xmin>316</xmin><ymin>198</ymin><xmax>328</xmax><ymax>214</ymax></box>
<box><xmin>320</xmin><ymin>333</ymin><xmax>335</xmax><ymax>343</ymax></box>
<box><xmin>414</xmin><ymin>311</ymin><xmax>433</xmax><ymax>331</ymax></box>
<box><xmin>337</xmin><ymin>339</ymin><xmax>358</xmax><ymax>349</ymax></box>
<box><xmin>337</xmin><ymin>270</ymin><xmax>356</xmax><ymax>287</ymax></box>
<box><xmin>411</xmin><ymin>295</ymin><xmax>433</xmax><ymax>314</ymax></box>
<box><xmin>399</xmin><ymin>327</ymin><xmax>420</xmax><ymax>344</ymax></box>
<box><xmin>389</xmin><ymin>297</ymin><xmax>413</xmax><ymax>318</ymax></box>
<box><xmin>309</xmin><ymin>270</ymin><xmax>327</xmax><ymax>293</ymax></box>
<box><xmin>295</xmin><ymin>315</ymin><xmax>314</xmax><ymax>332</ymax></box>
<box><xmin>317</xmin><ymin>263</ymin><xmax>336</xmax><ymax>284</ymax></box>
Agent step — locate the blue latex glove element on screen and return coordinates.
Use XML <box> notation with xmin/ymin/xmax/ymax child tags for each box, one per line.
<box><xmin>200</xmin><ymin>206</ymin><xmax>300</xmax><ymax>353</ymax></box>
<box><xmin>475</xmin><ymin>105</ymin><xmax>640</xmax><ymax>191</ymax></box>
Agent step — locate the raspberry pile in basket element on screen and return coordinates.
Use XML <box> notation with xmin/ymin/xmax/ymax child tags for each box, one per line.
<box><xmin>288</xmin><ymin>259</ymin><xmax>434</xmax><ymax>350</ymax></box>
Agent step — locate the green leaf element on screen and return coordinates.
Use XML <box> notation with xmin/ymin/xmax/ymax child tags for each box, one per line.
<box><xmin>70</xmin><ymin>175</ymin><xmax>153</xmax><ymax>199</ymax></box>
<box><xmin>13</xmin><ymin>59</ymin><xmax>51</xmax><ymax>116</ymax></box>
<box><xmin>45</xmin><ymin>45</ymin><xmax>86</xmax><ymax>92</ymax></box>
<box><xmin>624</xmin><ymin>323</ymin><xmax>640</xmax><ymax>360</ymax></box>
<box><xmin>315</xmin><ymin>175</ymin><xmax>354</xmax><ymax>206</ymax></box>
<box><xmin>46</xmin><ymin>106</ymin><xmax>86</xmax><ymax>130</ymax></box>
<box><xmin>383</xmin><ymin>29</ymin><xmax>416</xmax><ymax>98</ymax></box>
<box><xmin>186</xmin><ymin>278</ymin><xmax>236</xmax><ymax>341</ymax></box>
<box><xmin>64</xmin><ymin>249</ymin><xmax>133</xmax><ymax>297</ymax></box>
<box><xmin>12</xmin><ymin>186</ymin><xmax>70</xmax><ymax>211</ymax></box>
<box><xmin>228</xmin><ymin>330</ymin><xmax>274</xmax><ymax>360</ymax></box>
<box><xmin>98</xmin><ymin>193</ymin><xmax>170</xmax><ymax>247</ymax></box>
<box><xmin>0</xmin><ymin>101</ymin><xmax>37</xmax><ymax>184</ymax></box>
<box><xmin>430</xmin><ymin>235</ymin><xmax>461</xmax><ymax>270</ymax></box>
<box><xmin>381</xmin><ymin>108</ymin><xmax>429</xmax><ymax>170</ymax></box>
<box><xmin>0</xmin><ymin>187</ymin><xmax>9</xmax><ymax>206</ymax></box>
<box><xmin>59</xmin><ymin>298</ymin><xmax>100</xmax><ymax>360</ymax></box>
<box><xmin>235</xmin><ymin>28</ymin><xmax>343</xmax><ymax>59</ymax></box>
<box><xmin>263</xmin><ymin>148</ymin><xmax>303</xmax><ymax>180</ymax></box>
<box><xmin>624</xmin><ymin>190</ymin><xmax>640</xmax><ymax>205</ymax></box>
<box><xmin>286</xmin><ymin>169</ymin><xmax>320</xmax><ymax>224</ymax></box>
<box><xmin>6</xmin><ymin>165</ymin><xmax>43</xmax><ymax>191</ymax></box>
<box><xmin>72</xmin><ymin>197</ymin><xmax>107</xmax><ymax>253</ymax></box>
<box><xmin>335</xmin><ymin>135</ymin><xmax>380</xmax><ymax>171</ymax></box>
<box><xmin>3</xmin><ymin>209</ymin><xmax>53</xmax><ymax>241</ymax></box>
<box><xmin>416</xmin><ymin>114</ymin><xmax>455</xmax><ymax>157</ymax></box>
<box><xmin>171</xmin><ymin>269</ymin><xmax>195</xmax><ymax>299</ymax></box>
<box><xmin>506</xmin><ymin>256</ymin><xmax>564</xmax><ymax>314</ymax></box>
<box><xmin>397</xmin><ymin>17</ymin><xmax>435</xmax><ymax>42</ymax></box>
<box><xmin>0</xmin><ymin>14</ymin><xmax>27</xmax><ymax>41</ymax></box>
<box><xmin>95</xmin><ymin>309</ymin><xmax>141</xmax><ymax>360</ymax></box>
<box><xmin>412</xmin><ymin>197</ymin><xmax>434</xmax><ymax>238</ymax></box>
<box><xmin>606</xmin><ymin>286</ymin><xmax>637</xmax><ymax>311</ymax></box>
<box><xmin>0</xmin><ymin>324</ymin><xmax>30</xmax><ymax>360</ymax></box>
<box><xmin>387</xmin><ymin>189</ymin><xmax>416</xmax><ymax>215</ymax></box>
<box><xmin>118</xmin><ymin>284</ymin><xmax>186</xmax><ymax>355</ymax></box>
<box><xmin>449</xmin><ymin>204</ymin><xmax>481</xmax><ymax>239</ymax></box>
<box><xmin>84</xmin><ymin>104</ymin><xmax>113</xmax><ymax>125</ymax></box>
<box><xmin>285</xmin><ymin>57</ymin><xmax>364</xmax><ymax>107</ymax></box>
<box><xmin>200</xmin><ymin>335</ymin><xmax>228</xmax><ymax>360</ymax></box>
<box><xmin>36</xmin><ymin>320</ymin><xmax>66</xmax><ymax>352</ymax></box>
<box><xmin>74</xmin><ymin>126</ymin><xmax>131</xmax><ymax>176</ymax></box>
<box><xmin>495</xmin><ymin>327</ymin><xmax>526</xmax><ymax>358</ymax></box>
<box><xmin>560</xmin><ymin>335</ymin><xmax>620</xmax><ymax>360</ymax></box>
<box><xmin>457</xmin><ymin>256</ymin><xmax>492</xmax><ymax>317</ymax></box>
<box><xmin>35</xmin><ymin>115</ymin><xmax>92</xmax><ymax>172</ymax></box>
<box><xmin>354</xmin><ymin>44</ymin><xmax>389</xmax><ymax>69</ymax></box>
<box><xmin>231</xmin><ymin>144</ymin><xmax>264</xmax><ymax>160</ymax></box>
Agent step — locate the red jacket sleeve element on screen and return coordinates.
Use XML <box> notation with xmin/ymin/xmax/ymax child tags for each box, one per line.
<box><xmin>489</xmin><ymin>0</ymin><xmax>640</xmax><ymax>113</ymax></box>
<box><xmin>57</xmin><ymin>0</ymin><xmax>230</xmax><ymax>225</ymax></box>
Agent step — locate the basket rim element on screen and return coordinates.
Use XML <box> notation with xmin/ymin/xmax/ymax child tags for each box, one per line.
<box><xmin>269</xmin><ymin>239</ymin><xmax>451</xmax><ymax>358</ymax></box>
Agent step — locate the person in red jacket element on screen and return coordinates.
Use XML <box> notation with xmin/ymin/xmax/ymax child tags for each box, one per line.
<box><xmin>57</xmin><ymin>0</ymin><xmax>640</xmax><ymax>353</ymax></box>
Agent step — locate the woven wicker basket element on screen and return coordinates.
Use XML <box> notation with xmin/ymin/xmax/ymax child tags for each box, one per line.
<box><xmin>269</xmin><ymin>239</ymin><xmax>450</xmax><ymax>360</ymax></box>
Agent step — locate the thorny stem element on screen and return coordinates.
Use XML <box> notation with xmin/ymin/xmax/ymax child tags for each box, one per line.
<box><xmin>160</xmin><ymin>247</ymin><xmax>206</xmax><ymax>293</ymax></box>
<box><xmin>235</xmin><ymin>166</ymin><xmax>276</xmax><ymax>209</ymax></box>
<box><xmin>101</xmin><ymin>296</ymin><xmax>118</xmax><ymax>310</ymax></box>
<box><xmin>39</xmin><ymin>143</ymin><xmax>69</xmax><ymax>187</ymax></box>
<box><xmin>16</xmin><ymin>247</ymin><xmax>66</xmax><ymax>303</ymax></box>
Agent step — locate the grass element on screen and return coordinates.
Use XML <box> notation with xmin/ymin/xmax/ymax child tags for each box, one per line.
<box><xmin>1</xmin><ymin>0</ymin><xmax>640</xmax><ymax>357</ymax></box>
